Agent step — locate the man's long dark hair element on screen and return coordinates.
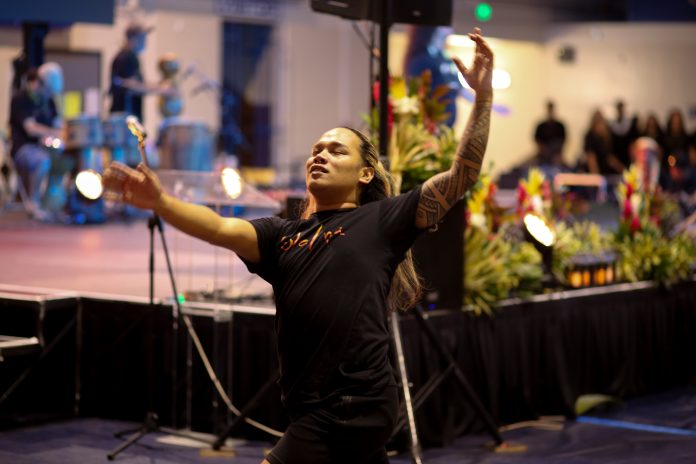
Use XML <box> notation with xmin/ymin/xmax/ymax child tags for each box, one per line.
<box><xmin>301</xmin><ymin>127</ymin><xmax>422</xmax><ymax>312</ymax></box>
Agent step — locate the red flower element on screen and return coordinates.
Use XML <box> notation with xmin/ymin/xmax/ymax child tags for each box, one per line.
<box><xmin>372</xmin><ymin>80</ymin><xmax>394</xmax><ymax>136</ymax></box>
<box><xmin>517</xmin><ymin>185</ymin><xmax>527</xmax><ymax>203</ymax></box>
<box><xmin>626</xmin><ymin>183</ymin><xmax>634</xmax><ymax>198</ymax></box>
<box><xmin>622</xmin><ymin>199</ymin><xmax>632</xmax><ymax>220</ymax></box>
<box><xmin>541</xmin><ymin>180</ymin><xmax>551</xmax><ymax>200</ymax></box>
<box><xmin>488</xmin><ymin>182</ymin><xmax>497</xmax><ymax>198</ymax></box>
<box><xmin>630</xmin><ymin>215</ymin><xmax>641</xmax><ymax>233</ymax></box>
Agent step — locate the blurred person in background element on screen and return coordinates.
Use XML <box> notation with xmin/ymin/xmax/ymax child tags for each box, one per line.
<box><xmin>533</xmin><ymin>100</ymin><xmax>566</xmax><ymax>169</ymax></box>
<box><xmin>109</xmin><ymin>22</ymin><xmax>164</xmax><ymax>123</ymax></box>
<box><xmin>642</xmin><ymin>113</ymin><xmax>664</xmax><ymax>149</ymax></box>
<box><xmin>583</xmin><ymin>109</ymin><xmax>622</xmax><ymax>175</ymax></box>
<box><xmin>609</xmin><ymin>100</ymin><xmax>631</xmax><ymax>172</ymax></box>
<box><xmin>8</xmin><ymin>67</ymin><xmax>62</xmax><ymax>219</ymax></box>
<box><xmin>659</xmin><ymin>109</ymin><xmax>695</xmax><ymax>195</ymax></box>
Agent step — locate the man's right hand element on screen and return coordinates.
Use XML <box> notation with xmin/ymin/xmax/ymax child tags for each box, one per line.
<box><xmin>103</xmin><ymin>162</ymin><xmax>163</xmax><ymax>210</ymax></box>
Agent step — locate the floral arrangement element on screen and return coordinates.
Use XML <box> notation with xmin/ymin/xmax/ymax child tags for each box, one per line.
<box><xmin>463</xmin><ymin>175</ymin><xmax>542</xmax><ymax>315</ymax></box>
<box><xmin>467</xmin><ymin>173</ymin><xmax>504</xmax><ymax>232</ymax></box>
<box><xmin>367</xmin><ymin>71</ymin><xmax>456</xmax><ymax>193</ymax></box>
<box><xmin>516</xmin><ymin>168</ymin><xmax>552</xmax><ymax>219</ymax></box>
<box><xmin>616</xmin><ymin>166</ymin><xmax>649</xmax><ymax>237</ymax></box>
<box><xmin>612</xmin><ymin>166</ymin><xmax>696</xmax><ymax>286</ymax></box>
<box><xmin>359</xmin><ymin>74</ymin><xmax>695</xmax><ymax>315</ymax></box>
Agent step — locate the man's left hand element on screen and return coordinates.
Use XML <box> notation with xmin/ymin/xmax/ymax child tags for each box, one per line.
<box><xmin>453</xmin><ymin>27</ymin><xmax>494</xmax><ymax>100</ymax></box>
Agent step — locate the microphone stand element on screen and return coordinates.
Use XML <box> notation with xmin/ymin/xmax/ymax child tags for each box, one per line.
<box><xmin>107</xmin><ymin>130</ymin><xmax>212</xmax><ymax>460</ymax></box>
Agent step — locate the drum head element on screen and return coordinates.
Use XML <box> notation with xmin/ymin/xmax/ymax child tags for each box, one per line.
<box><xmin>158</xmin><ymin>120</ymin><xmax>214</xmax><ymax>171</ymax></box>
<box><xmin>67</xmin><ymin>116</ymin><xmax>103</xmax><ymax>150</ymax></box>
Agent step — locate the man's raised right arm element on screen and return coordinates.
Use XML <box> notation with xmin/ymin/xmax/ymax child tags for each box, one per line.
<box><xmin>103</xmin><ymin>162</ymin><xmax>261</xmax><ymax>263</ymax></box>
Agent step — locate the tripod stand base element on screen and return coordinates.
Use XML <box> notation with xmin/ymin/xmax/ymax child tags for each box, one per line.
<box><xmin>485</xmin><ymin>441</ymin><xmax>529</xmax><ymax>453</ymax></box>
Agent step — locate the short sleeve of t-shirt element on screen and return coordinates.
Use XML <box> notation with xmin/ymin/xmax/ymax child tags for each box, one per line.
<box><xmin>377</xmin><ymin>185</ymin><xmax>424</xmax><ymax>255</ymax></box>
<box><xmin>112</xmin><ymin>51</ymin><xmax>139</xmax><ymax>79</ymax></box>
<box><xmin>242</xmin><ymin>215</ymin><xmax>285</xmax><ymax>283</ymax></box>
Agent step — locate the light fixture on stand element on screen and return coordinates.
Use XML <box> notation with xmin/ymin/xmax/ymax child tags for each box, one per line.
<box><xmin>75</xmin><ymin>170</ymin><xmax>103</xmax><ymax>200</ymax></box>
<box><xmin>523</xmin><ymin>213</ymin><xmax>556</xmax><ymax>278</ymax></box>
<box><xmin>221</xmin><ymin>167</ymin><xmax>243</xmax><ymax>200</ymax></box>
<box><xmin>65</xmin><ymin>116</ymin><xmax>106</xmax><ymax>224</ymax></box>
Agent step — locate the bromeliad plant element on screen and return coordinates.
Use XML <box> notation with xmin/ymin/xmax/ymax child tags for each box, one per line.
<box><xmin>616</xmin><ymin>165</ymin><xmax>648</xmax><ymax>238</ymax></box>
<box><xmin>366</xmin><ymin>70</ymin><xmax>456</xmax><ymax>194</ymax></box>
<box><xmin>516</xmin><ymin>168</ymin><xmax>553</xmax><ymax>220</ymax></box>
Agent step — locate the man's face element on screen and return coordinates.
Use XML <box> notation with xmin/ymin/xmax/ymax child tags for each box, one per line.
<box><xmin>131</xmin><ymin>35</ymin><xmax>146</xmax><ymax>54</ymax></box>
<box><xmin>26</xmin><ymin>78</ymin><xmax>41</xmax><ymax>94</ymax></box>
<box><xmin>305</xmin><ymin>128</ymin><xmax>373</xmax><ymax>202</ymax></box>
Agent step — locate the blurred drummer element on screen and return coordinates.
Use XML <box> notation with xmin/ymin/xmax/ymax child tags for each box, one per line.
<box><xmin>110</xmin><ymin>23</ymin><xmax>182</xmax><ymax>125</ymax></box>
<box><xmin>9</xmin><ymin>66</ymin><xmax>63</xmax><ymax>219</ymax></box>
<box><xmin>109</xmin><ymin>22</ymin><xmax>158</xmax><ymax>123</ymax></box>
<box><xmin>157</xmin><ymin>52</ymin><xmax>185</xmax><ymax>119</ymax></box>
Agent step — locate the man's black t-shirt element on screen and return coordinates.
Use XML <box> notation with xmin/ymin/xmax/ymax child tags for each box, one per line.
<box><xmin>9</xmin><ymin>90</ymin><xmax>58</xmax><ymax>157</ymax></box>
<box><xmin>243</xmin><ymin>187</ymin><xmax>423</xmax><ymax>415</ymax></box>
<box><xmin>110</xmin><ymin>49</ymin><xmax>143</xmax><ymax>120</ymax></box>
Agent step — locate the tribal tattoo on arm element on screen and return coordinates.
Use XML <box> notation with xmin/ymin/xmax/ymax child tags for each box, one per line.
<box><xmin>415</xmin><ymin>98</ymin><xmax>492</xmax><ymax>229</ymax></box>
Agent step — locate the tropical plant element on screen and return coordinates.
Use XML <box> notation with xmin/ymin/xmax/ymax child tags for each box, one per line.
<box><xmin>365</xmin><ymin>71</ymin><xmax>455</xmax><ymax>193</ymax></box>
<box><xmin>612</xmin><ymin>165</ymin><xmax>696</xmax><ymax>286</ymax></box>
<box><xmin>613</xmin><ymin>225</ymin><xmax>695</xmax><ymax>286</ymax></box>
<box><xmin>552</xmin><ymin>221</ymin><xmax>613</xmax><ymax>285</ymax></box>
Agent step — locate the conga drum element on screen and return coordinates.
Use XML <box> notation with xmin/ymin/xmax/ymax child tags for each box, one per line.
<box><xmin>102</xmin><ymin>113</ymin><xmax>141</xmax><ymax>166</ymax></box>
<box><xmin>42</xmin><ymin>137</ymin><xmax>75</xmax><ymax>214</ymax></box>
<box><xmin>158</xmin><ymin>118</ymin><xmax>214</xmax><ymax>171</ymax></box>
<box><xmin>66</xmin><ymin>116</ymin><xmax>103</xmax><ymax>150</ymax></box>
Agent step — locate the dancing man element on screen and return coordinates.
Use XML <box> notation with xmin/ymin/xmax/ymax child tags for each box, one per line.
<box><xmin>104</xmin><ymin>27</ymin><xmax>493</xmax><ymax>464</ymax></box>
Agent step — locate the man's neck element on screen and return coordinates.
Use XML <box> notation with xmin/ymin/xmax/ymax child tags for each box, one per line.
<box><xmin>313</xmin><ymin>201</ymin><xmax>358</xmax><ymax>213</ymax></box>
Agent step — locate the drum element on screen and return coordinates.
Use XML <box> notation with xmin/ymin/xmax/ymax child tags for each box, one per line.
<box><xmin>158</xmin><ymin>119</ymin><xmax>214</xmax><ymax>171</ymax></box>
<box><xmin>102</xmin><ymin>113</ymin><xmax>140</xmax><ymax>166</ymax></box>
<box><xmin>66</xmin><ymin>116</ymin><xmax>103</xmax><ymax>150</ymax></box>
<box><xmin>42</xmin><ymin>139</ymin><xmax>75</xmax><ymax>214</ymax></box>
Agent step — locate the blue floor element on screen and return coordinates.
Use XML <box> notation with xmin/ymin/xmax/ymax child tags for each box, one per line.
<box><xmin>1</xmin><ymin>388</ymin><xmax>695</xmax><ymax>463</ymax></box>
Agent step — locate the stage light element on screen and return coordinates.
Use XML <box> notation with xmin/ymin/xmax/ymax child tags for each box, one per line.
<box><xmin>221</xmin><ymin>167</ymin><xmax>242</xmax><ymax>200</ymax></box>
<box><xmin>492</xmin><ymin>69</ymin><xmax>511</xmax><ymax>89</ymax></box>
<box><xmin>523</xmin><ymin>213</ymin><xmax>555</xmax><ymax>247</ymax></box>
<box><xmin>75</xmin><ymin>170</ymin><xmax>103</xmax><ymax>200</ymax></box>
<box><xmin>523</xmin><ymin>213</ymin><xmax>555</xmax><ymax>279</ymax></box>
<box><xmin>458</xmin><ymin>69</ymin><xmax>511</xmax><ymax>90</ymax></box>
<box><xmin>446</xmin><ymin>34</ymin><xmax>476</xmax><ymax>48</ymax></box>
<box><xmin>42</xmin><ymin>135</ymin><xmax>63</xmax><ymax>150</ymax></box>
<box><xmin>475</xmin><ymin>3</ymin><xmax>493</xmax><ymax>22</ymax></box>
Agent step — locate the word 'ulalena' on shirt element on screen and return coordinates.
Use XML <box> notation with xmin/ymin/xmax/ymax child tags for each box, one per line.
<box><xmin>279</xmin><ymin>224</ymin><xmax>346</xmax><ymax>253</ymax></box>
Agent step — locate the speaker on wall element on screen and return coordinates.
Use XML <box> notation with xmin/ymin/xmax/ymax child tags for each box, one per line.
<box><xmin>310</xmin><ymin>0</ymin><xmax>452</xmax><ymax>26</ymax></box>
